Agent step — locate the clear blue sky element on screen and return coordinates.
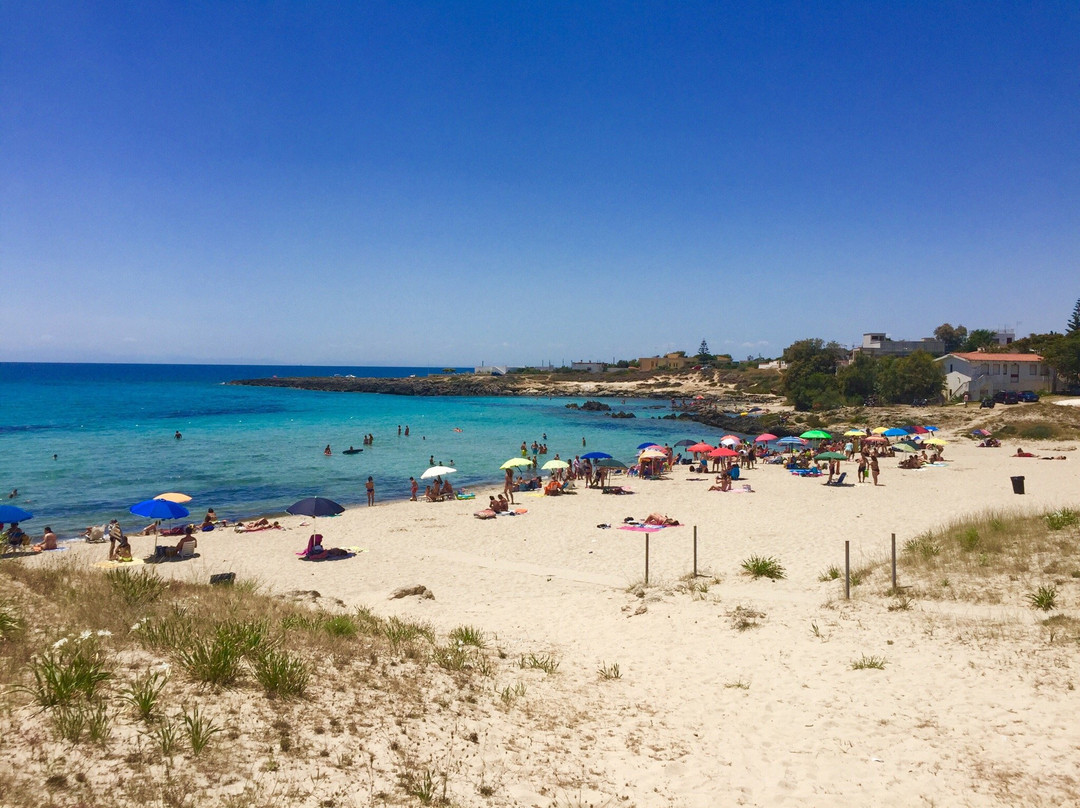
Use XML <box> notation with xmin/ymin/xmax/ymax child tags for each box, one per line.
<box><xmin>2</xmin><ymin>2</ymin><xmax>1077</xmax><ymax>366</ymax></box>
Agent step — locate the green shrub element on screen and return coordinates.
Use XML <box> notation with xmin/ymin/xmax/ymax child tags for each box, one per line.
<box><xmin>741</xmin><ymin>555</ymin><xmax>786</xmax><ymax>580</ymax></box>
<box><xmin>1045</xmin><ymin>509</ymin><xmax>1080</xmax><ymax>531</ymax></box>
<box><xmin>851</xmin><ymin>655</ymin><xmax>887</xmax><ymax>670</ymax></box>
<box><xmin>182</xmin><ymin>705</ymin><xmax>222</xmax><ymax>755</ymax></box>
<box><xmin>1026</xmin><ymin>585</ymin><xmax>1058</xmax><ymax>611</ymax></box>
<box><xmin>120</xmin><ymin>668</ymin><xmax>168</xmax><ymax>723</ymax></box>
<box><xmin>106</xmin><ymin>568</ymin><xmax>166</xmax><ymax>606</ymax></box>
<box><xmin>27</xmin><ymin>635</ymin><xmax>112</xmax><ymax>708</ymax></box>
<box><xmin>176</xmin><ymin>635</ymin><xmax>245</xmax><ymax>687</ymax></box>
<box><xmin>519</xmin><ymin>653</ymin><xmax>560</xmax><ymax>674</ymax></box>
<box><xmin>322</xmin><ymin>615</ymin><xmax>358</xmax><ymax>638</ymax></box>
<box><xmin>448</xmin><ymin>625</ymin><xmax>486</xmax><ymax>648</ymax></box>
<box><xmin>251</xmin><ymin>649</ymin><xmax>309</xmax><ymax>699</ymax></box>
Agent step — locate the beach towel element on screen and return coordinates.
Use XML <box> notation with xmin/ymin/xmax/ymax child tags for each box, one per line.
<box><xmin>618</xmin><ymin>525</ymin><xmax>665</xmax><ymax>532</ymax></box>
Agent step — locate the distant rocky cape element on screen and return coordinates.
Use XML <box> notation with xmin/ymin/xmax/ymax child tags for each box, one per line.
<box><xmin>229</xmin><ymin>376</ymin><xmax>789</xmax><ymax>435</ymax></box>
<box><xmin>229</xmin><ymin>375</ymin><xmax>544</xmax><ymax>397</ymax></box>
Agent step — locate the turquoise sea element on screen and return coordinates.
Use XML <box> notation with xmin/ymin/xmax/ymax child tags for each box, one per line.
<box><xmin>1</xmin><ymin>363</ymin><xmax>732</xmax><ymax>536</ymax></box>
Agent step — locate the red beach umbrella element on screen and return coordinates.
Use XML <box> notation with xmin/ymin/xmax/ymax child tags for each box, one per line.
<box><xmin>687</xmin><ymin>443</ymin><xmax>714</xmax><ymax>453</ymax></box>
<box><xmin>754</xmin><ymin>433</ymin><xmax>778</xmax><ymax>443</ymax></box>
<box><xmin>708</xmin><ymin>447</ymin><xmax>739</xmax><ymax>458</ymax></box>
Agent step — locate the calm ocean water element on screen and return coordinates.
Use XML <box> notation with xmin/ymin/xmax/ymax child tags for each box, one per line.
<box><xmin>1</xmin><ymin>363</ymin><xmax>730</xmax><ymax>536</ymax></box>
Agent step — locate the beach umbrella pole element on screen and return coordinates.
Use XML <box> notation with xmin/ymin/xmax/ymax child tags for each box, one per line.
<box><xmin>845</xmin><ymin>541</ymin><xmax>851</xmax><ymax>600</ymax></box>
<box><xmin>891</xmin><ymin>533</ymin><xmax>897</xmax><ymax>592</ymax></box>
<box><xmin>645</xmin><ymin>535</ymin><xmax>650</xmax><ymax>585</ymax></box>
<box><xmin>691</xmin><ymin>524</ymin><xmax>699</xmax><ymax>578</ymax></box>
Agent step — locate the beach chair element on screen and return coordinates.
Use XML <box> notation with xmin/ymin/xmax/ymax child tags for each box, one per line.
<box><xmin>824</xmin><ymin>472</ymin><xmax>847</xmax><ymax>487</ymax></box>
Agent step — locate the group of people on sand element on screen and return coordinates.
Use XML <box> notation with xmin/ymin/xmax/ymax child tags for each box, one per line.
<box><xmin>1013</xmin><ymin>447</ymin><xmax>1068</xmax><ymax>460</ymax></box>
<box><xmin>2</xmin><ymin>522</ymin><xmax>57</xmax><ymax>553</ymax></box>
<box><xmin>424</xmin><ymin>478</ymin><xmax>455</xmax><ymax>502</ymax></box>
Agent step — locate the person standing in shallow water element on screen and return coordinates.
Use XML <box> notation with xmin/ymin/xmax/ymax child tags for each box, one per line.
<box><xmin>366</xmin><ymin>476</ymin><xmax>375</xmax><ymax>506</ymax></box>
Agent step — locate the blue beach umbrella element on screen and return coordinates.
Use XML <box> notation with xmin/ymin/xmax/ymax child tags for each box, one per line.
<box><xmin>636</xmin><ymin>442</ymin><xmax>662</xmax><ymax>450</ymax></box>
<box><xmin>130</xmin><ymin>499</ymin><xmax>190</xmax><ymax>520</ymax></box>
<box><xmin>777</xmin><ymin>436</ymin><xmax>807</xmax><ymax>445</ymax></box>
<box><xmin>286</xmin><ymin>497</ymin><xmax>345</xmax><ymax>517</ymax></box>
<box><xmin>882</xmin><ymin>428</ymin><xmax>908</xmax><ymax>437</ymax></box>
<box><xmin>0</xmin><ymin>505</ymin><xmax>34</xmax><ymax>523</ymax></box>
<box><xmin>924</xmin><ymin>426</ymin><xmax>939</xmax><ymax>432</ymax></box>
<box><xmin>581</xmin><ymin>451</ymin><xmax>612</xmax><ymax>460</ymax></box>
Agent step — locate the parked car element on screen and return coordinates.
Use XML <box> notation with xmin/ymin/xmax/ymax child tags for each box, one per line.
<box><xmin>1018</xmin><ymin>390</ymin><xmax>1040</xmax><ymax>402</ymax></box>
<box><xmin>998</xmin><ymin>391</ymin><xmax>1019</xmax><ymax>405</ymax></box>
<box><xmin>980</xmin><ymin>397</ymin><xmax>996</xmax><ymax>409</ymax></box>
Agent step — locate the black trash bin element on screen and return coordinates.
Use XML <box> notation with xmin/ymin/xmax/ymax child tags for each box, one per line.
<box><xmin>1011</xmin><ymin>476</ymin><xmax>1025</xmax><ymax>495</ymax></box>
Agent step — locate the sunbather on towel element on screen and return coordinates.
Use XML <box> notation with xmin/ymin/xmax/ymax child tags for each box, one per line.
<box><xmin>644</xmin><ymin>513</ymin><xmax>680</xmax><ymax>526</ymax></box>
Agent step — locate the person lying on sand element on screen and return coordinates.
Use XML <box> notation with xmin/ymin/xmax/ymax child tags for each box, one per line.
<box><xmin>1040</xmin><ymin>455</ymin><xmax>1068</xmax><ymax>460</ymax></box>
<box><xmin>235</xmin><ymin>519</ymin><xmax>281</xmax><ymax>532</ymax></box>
<box><xmin>1014</xmin><ymin>448</ymin><xmax>1035</xmax><ymax>457</ymax></box>
<box><xmin>644</xmin><ymin>513</ymin><xmax>680</xmax><ymax>526</ymax></box>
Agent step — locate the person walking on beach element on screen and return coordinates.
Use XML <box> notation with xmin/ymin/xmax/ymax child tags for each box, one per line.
<box><xmin>870</xmin><ymin>454</ymin><xmax>880</xmax><ymax>486</ymax></box>
<box><xmin>857</xmin><ymin>454</ymin><xmax>867</xmax><ymax>484</ymax></box>
<box><xmin>504</xmin><ymin>467</ymin><xmax>516</xmax><ymax>504</ymax></box>
<box><xmin>366</xmin><ymin>476</ymin><xmax>375</xmax><ymax>506</ymax></box>
<box><xmin>409</xmin><ymin>477</ymin><xmax>418</xmax><ymax>501</ymax></box>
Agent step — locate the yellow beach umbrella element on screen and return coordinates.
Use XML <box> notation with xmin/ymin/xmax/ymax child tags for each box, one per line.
<box><xmin>871</xmin><ymin>427</ymin><xmax>889</xmax><ymax>434</ymax></box>
<box><xmin>923</xmin><ymin>438</ymin><xmax>947</xmax><ymax>446</ymax></box>
<box><xmin>154</xmin><ymin>492</ymin><xmax>192</xmax><ymax>503</ymax></box>
<box><xmin>844</xmin><ymin>429</ymin><xmax>867</xmax><ymax>436</ymax></box>
<box><xmin>500</xmin><ymin>458</ymin><xmax>532</xmax><ymax>470</ymax></box>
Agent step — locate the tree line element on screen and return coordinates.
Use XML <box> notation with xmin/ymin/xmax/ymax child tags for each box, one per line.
<box><xmin>780</xmin><ymin>298</ymin><xmax>1080</xmax><ymax>411</ymax></box>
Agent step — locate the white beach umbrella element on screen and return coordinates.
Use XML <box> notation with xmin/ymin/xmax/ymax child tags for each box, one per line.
<box><xmin>421</xmin><ymin>466</ymin><xmax>456</xmax><ymax>479</ymax></box>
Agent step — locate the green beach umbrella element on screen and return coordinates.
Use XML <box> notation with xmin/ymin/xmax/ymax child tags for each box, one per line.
<box><xmin>800</xmin><ymin>430</ymin><xmax>832</xmax><ymax>440</ymax></box>
<box><xmin>814</xmin><ymin>451</ymin><xmax>846</xmax><ymax>461</ymax></box>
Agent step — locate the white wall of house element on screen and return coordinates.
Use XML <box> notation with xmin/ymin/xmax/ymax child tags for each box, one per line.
<box><xmin>938</xmin><ymin>354</ymin><xmax>1051</xmax><ymax>399</ymax></box>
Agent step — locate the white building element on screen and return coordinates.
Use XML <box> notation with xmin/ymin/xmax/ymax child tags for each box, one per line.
<box><xmin>571</xmin><ymin>361</ymin><xmax>606</xmax><ymax>373</ymax></box>
<box><xmin>936</xmin><ymin>352</ymin><xmax>1051</xmax><ymax>399</ymax></box>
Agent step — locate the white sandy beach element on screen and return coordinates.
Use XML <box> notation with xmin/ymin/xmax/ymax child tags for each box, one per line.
<box><xmin>21</xmin><ymin>433</ymin><xmax>1080</xmax><ymax>807</ymax></box>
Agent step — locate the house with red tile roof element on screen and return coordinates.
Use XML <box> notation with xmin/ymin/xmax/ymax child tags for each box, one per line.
<box><xmin>935</xmin><ymin>351</ymin><xmax>1052</xmax><ymax>400</ymax></box>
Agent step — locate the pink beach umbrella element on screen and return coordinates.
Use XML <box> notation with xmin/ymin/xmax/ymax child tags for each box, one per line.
<box><xmin>754</xmin><ymin>433</ymin><xmax>778</xmax><ymax>443</ymax></box>
<box><xmin>687</xmin><ymin>442</ymin><xmax>714</xmax><ymax>453</ymax></box>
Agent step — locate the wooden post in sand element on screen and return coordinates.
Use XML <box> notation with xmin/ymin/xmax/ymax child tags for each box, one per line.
<box><xmin>645</xmin><ymin>534</ymin><xmax>650</xmax><ymax>585</ymax></box>
<box><xmin>891</xmin><ymin>533</ymin><xmax>897</xmax><ymax>591</ymax></box>
<box><xmin>693</xmin><ymin>525</ymin><xmax>698</xmax><ymax>577</ymax></box>
<box><xmin>844</xmin><ymin>540</ymin><xmax>851</xmax><ymax>600</ymax></box>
